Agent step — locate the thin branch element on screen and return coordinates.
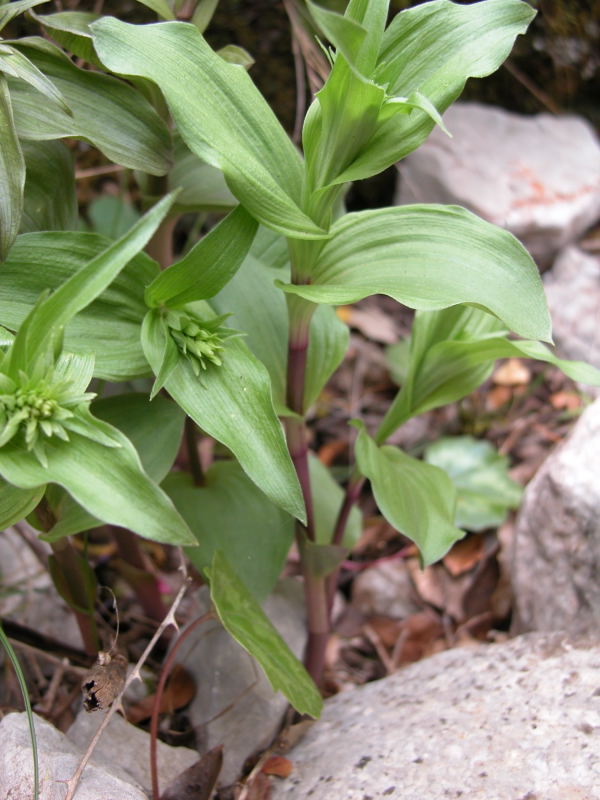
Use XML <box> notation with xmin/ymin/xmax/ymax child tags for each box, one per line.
<box><xmin>61</xmin><ymin>575</ymin><xmax>192</xmax><ymax>800</ymax></box>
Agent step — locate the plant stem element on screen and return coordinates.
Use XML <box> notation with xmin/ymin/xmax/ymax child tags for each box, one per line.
<box><xmin>50</xmin><ymin>538</ymin><xmax>99</xmax><ymax>656</ymax></box>
<box><xmin>284</xmin><ymin>292</ymin><xmax>330</xmax><ymax>685</ymax></box>
<box><xmin>185</xmin><ymin>416</ymin><xmax>205</xmax><ymax>487</ymax></box>
<box><xmin>112</xmin><ymin>527</ymin><xmax>168</xmax><ymax>622</ymax></box>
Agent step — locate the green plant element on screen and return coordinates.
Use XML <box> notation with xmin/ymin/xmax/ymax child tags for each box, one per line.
<box><xmin>1</xmin><ymin>0</ymin><xmax>599</xmax><ymax>720</ymax></box>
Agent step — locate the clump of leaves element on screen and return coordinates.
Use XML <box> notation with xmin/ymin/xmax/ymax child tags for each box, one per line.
<box><xmin>1</xmin><ymin>0</ymin><xmax>600</xmax><ymax>723</ymax></box>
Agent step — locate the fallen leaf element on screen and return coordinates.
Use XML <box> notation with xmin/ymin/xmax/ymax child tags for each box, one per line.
<box><xmin>493</xmin><ymin>358</ymin><xmax>531</xmax><ymax>386</ymax></box>
<box><xmin>550</xmin><ymin>391</ymin><xmax>581</xmax><ymax>411</ymax></box>
<box><xmin>261</xmin><ymin>756</ymin><xmax>293</xmax><ymax>778</ymax></box>
<box><xmin>160</xmin><ymin>746</ymin><xmax>223</xmax><ymax>800</ymax></box>
<box><xmin>237</xmin><ymin>772</ymin><xmax>272</xmax><ymax>799</ymax></box>
<box><xmin>341</xmin><ymin>306</ymin><xmax>399</xmax><ymax>344</ymax></box>
<box><xmin>443</xmin><ymin>535</ymin><xmax>485</xmax><ymax>577</ymax></box>
<box><xmin>127</xmin><ymin>663</ymin><xmax>196</xmax><ymax>724</ymax></box>
<box><xmin>485</xmin><ymin>385</ymin><xmax>513</xmax><ymax>412</ymax></box>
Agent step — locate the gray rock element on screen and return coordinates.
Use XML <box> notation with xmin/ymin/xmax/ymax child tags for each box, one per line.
<box><xmin>511</xmin><ymin>398</ymin><xmax>600</xmax><ymax>634</ymax></box>
<box><xmin>67</xmin><ymin>710</ymin><xmax>197</xmax><ymax>794</ymax></box>
<box><xmin>396</xmin><ymin>103</ymin><xmax>600</xmax><ymax>266</ymax></box>
<box><xmin>351</xmin><ymin>560</ymin><xmax>421</xmax><ymax>619</ymax></box>
<box><xmin>177</xmin><ymin>579</ymin><xmax>307</xmax><ymax>787</ymax></box>
<box><xmin>544</xmin><ymin>245</ymin><xmax>600</xmax><ymax>389</ymax></box>
<box><xmin>0</xmin><ymin>712</ymin><xmax>148</xmax><ymax>799</ymax></box>
<box><xmin>272</xmin><ymin>633</ymin><xmax>600</xmax><ymax>800</ymax></box>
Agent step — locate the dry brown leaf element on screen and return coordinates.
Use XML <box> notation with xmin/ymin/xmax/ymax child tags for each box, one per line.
<box><xmin>237</xmin><ymin>772</ymin><xmax>272</xmax><ymax>800</ymax></box>
<box><xmin>550</xmin><ymin>391</ymin><xmax>581</xmax><ymax>411</ymax></box>
<box><xmin>443</xmin><ymin>535</ymin><xmax>485</xmax><ymax>577</ymax></box>
<box><xmin>340</xmin><ymin>306</ymin><xmax>399</xmax><ymax>344</ymax></box>
<box><xmin>261</xmin><ymin>756</ymin><xmax>293</xmax><ymax>778</ymax></box>
<box><xmin>317</xmin><ymin>438</ymin><xmax>347</xmax><ymax>466</ymax></box>
<box><xmin>126</xmin><ymin>663</ymin><xmax>196</xmax><ymax>724</ymax></box>
<box><xmin>367</xmin><ymin>615</ymin><xmax>402</xmax><ymax>649</ymax></box>
<box><xmin>493</xmin><ymin>358</ymin><xmax>531</xmax><ymax>386</ymax></box>
<box><xmin>160</xmin><ymin>746</ymin><xmax>223</xmax><ymax>800</ymax></box>
<box><xmin>485</xmin><ymin>384</ymin><xmax>513</xmax><ymax>412</ymax></box>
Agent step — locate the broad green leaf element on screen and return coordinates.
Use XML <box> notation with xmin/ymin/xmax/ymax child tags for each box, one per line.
<box><xmin>304</xmin><ymin>56</ymin><xmax>385</xmax><ymax>193</ymax></box>
<box><xmin>0</xmin><ymin>424</ymin><xmax>195</xmax><ymax>545</ymax></box>
<box><xmin>310</xmin><ymin>454</ymin><xmax>361</xmax><ymax>547</ymax></box>
<box><xmin>213</xmin><ymin>228</ymin><xmax>289</xmax><ymax>409</ymax></box>
<box><xmin>0</xmin><ymin>0</ymin><xmax>48</xmax><ymax>31</ymax></box>
<box><xmin>381</xmin><ymin>304</ymin><xmax>503</xmax><ymax>438</ymax></box>
<box><xmin>32</xmin><ymin>11</ymin><xmax>101</xmax><ymax>66</ymax></box>
<box><xmin>42</xmin><ymin>392</ymin><xmax>184</xmax><ymax>540</ymax></box>
<box><xmin>379</xmin><ymin>305</ymin><xmax>600</xmax><ymax>440</ymax></box>
<box><xmin>145</xmin><ymin>205</ymin><xmax>258</xmax><ymax>308</ymax></box>
<box><xmin>0</xmin><ymin>231</ymin><xmax>158</xmax><ymax>380</ymax></box>
<box><xmin>214</xmin><ymin>227</ymin><xmax>348</xmax><ymax>412</ymax></box>
<box><xmin>0</xmin><ymin>45</ymin><xmax>70</xmax><ymax>113</ymax></box>
<box><xmin>305</xmin><ymin>305</ymin><xmax>349</xmax><ymax>411</ymax></box>
<box><xmin>91</xmin><ymin>18</ymin><xmax>326</xmax><ymax>239</ymax></box>
<box><xmin>0</xmin><ymin>478</ymin><xmax>43</xmax><ymax>528</ymax></box>
<box><xmin>9</xmin><ymin>38</ymin><xmax>170</xmax><ymax>175</ymax></box>
<box><xmin>354</xmin><ymin>421</ymin><xmax>464</xmax><ymax>566</ymax></box>
<box><xmin>134</xmin><ymin>0</ymin><xmax>175</xmax><ymax>20</ymax></box>
<box><xmin>335</xmin><ymin>0</ymin><xmax>535</xmax><ymax>183</ymax></box>
<box><xmin>0</xmin><ymin>76</ymin><xmax>24</xmax><ymax>260</ymax></box>
<box><xmin>141</xmin><ymin>302</ymin><xmax>306</xmax><ymax>522</ymax></box>
<box><xmin>87</xmin><ymin>195</ymin><xmax>140</xmax><ymax>239</ymax></box>
<box><xmin>206</xmin><ymin>550</ymin><xmax>323</xmax><ymax>717</ymax></box>
<box><xmin>165</xmin><ymin>462</ymin><xmax>294</xmax><ymax>601</ymax></box>
<box><xmin>6</xmin><ymin>194</ymin><xmax>174</xmax><ymax>377</ymax></box>
<box><xmin>279</xmin><ymin>205</ymin><xmax>552</xmax><ymax>342</ymax></box>
<box><xmin>20</xmin><ymin>140</ymin><xmax>77</xmax><ymax>233</ymax></box>
<box><xmin>93</xmin><ymin>393</ymin><xmax>184</xmax><ymax>482</ymax></box>
<box><xmin>424</xmin><ymin>436</ymin><xmax>522</xmax><ymax>531</ymax></box>
<box><xmin>168</xmin><ymin>137</ymin><xmax>237</xmax><ymax>213</ymax></box>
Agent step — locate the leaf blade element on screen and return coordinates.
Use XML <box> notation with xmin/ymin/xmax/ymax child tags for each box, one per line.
<box><xmin>90</xmin><ymin>17</ymin><xmax>326</xmax><ymax>239</ymax></box>
<box><xmin>0</xmin><ymin>76</ymin><xmax>24</xmax><ymax>260</ymax></box>
<box><xmin>207</xmin><ymin>550</ymin><xmax>322</xmax><ymax>717</ymax></box>
<box><xmin>279</xmin><ymin>205</ymin><xmax>552</xmax><ymax>342</ymax></box>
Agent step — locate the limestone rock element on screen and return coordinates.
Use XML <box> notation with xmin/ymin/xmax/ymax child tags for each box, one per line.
<box><xmin>67</xmin><ymin>710</ymin><xmax>197</xmax><ymax>794</ymax></box>
<box><xmin>0</xmin><ymin>712</ymin><xmax>148</xmax><ymax>800</ymax></box>
<box><xmin>544</xmin><ymin>245</ymin><xmax>600</xmax><ymax>389</ymax></box>
<box><xmin>176</xmin><ymin>579</ymin><xmax>307</xmax><ymax>787</ymax></box>
<box><xmin>396</xmin><ymin>103</ymin><xmax>600</xmax><ymax>266</ymax></box>
<box><xmin>272</xmin><ymin>633</ymin><xmax>600</xmax><ymax>800</ymax></box>
<box><xmin>511</xmin><ymin>398</ymin><xmax>600</xmax><ymax>634</ymax></box>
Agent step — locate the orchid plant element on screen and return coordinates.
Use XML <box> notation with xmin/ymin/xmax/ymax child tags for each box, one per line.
<box><xmin>1</xmin><ymin>0</ymin><xmax>598</xmax><ymax>718</ymax></box>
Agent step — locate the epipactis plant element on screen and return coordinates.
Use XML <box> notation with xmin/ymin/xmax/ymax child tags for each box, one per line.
<box><xmin>1</xmin><ymin>0</ymin><xmax>600</xmax><ymax>718</ymax></box>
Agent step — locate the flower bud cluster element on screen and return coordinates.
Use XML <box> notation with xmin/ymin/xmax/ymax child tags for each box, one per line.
<box><xmin>0</xmin><ymin>371</ymin><xmax>94</xmax><ymax>464</ymax></box>
<box><xmin>166</xmin><ymin>311</ymin><xmax>235</xmax><ymax>376</ymax></box>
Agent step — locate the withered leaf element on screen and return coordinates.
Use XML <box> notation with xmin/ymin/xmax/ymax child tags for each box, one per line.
<box><xmin>160</xmin><ymin>746</ymin><xmax>223</xmax><ymax>800</ymax></box>
<box><xmin>82</xmin><ymin>650</ymin><xmax>128</xmax><ymax>712</ymax></box>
